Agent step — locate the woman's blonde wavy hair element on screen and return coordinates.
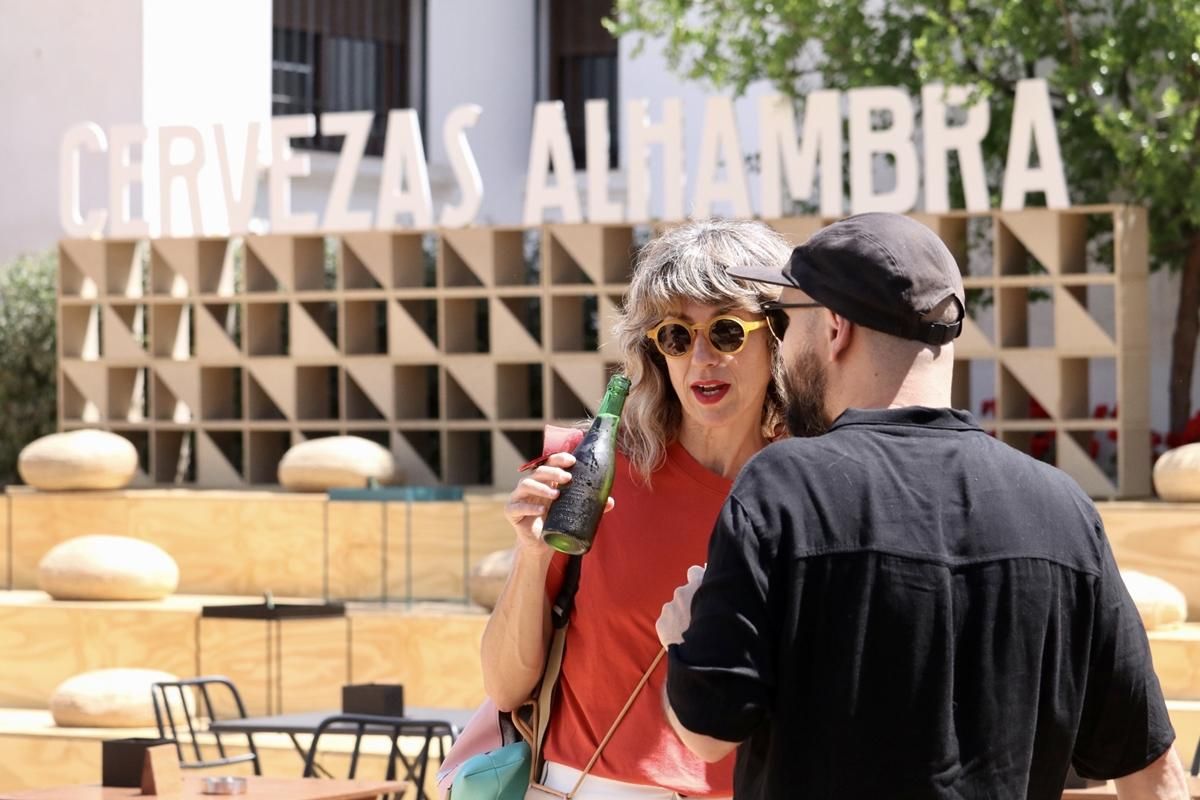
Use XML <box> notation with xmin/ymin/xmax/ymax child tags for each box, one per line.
<box><xmin>613</xmin><ymin>219</ymin><xmax>793</xmax><ymax>484</ymax></box>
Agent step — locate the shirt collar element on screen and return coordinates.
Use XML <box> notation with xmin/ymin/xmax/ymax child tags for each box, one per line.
<box><xmin>828</xmin><ymin>406</ymin><xmax>981</xmax><ymax>432</ymax></box>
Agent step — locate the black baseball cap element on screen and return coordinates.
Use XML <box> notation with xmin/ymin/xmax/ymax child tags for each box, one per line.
<box><xmin>731</xmin><ymin>213</ymin><xmax>965</xmax><ymax>345</ymax></box>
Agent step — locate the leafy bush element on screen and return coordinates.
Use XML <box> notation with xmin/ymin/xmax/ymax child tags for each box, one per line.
<box><xmin>0</xmin><ymin>250</ymin><xmax>58</xmax><ymax>484</ymax></box>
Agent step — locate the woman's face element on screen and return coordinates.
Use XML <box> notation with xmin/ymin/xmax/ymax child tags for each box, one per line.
<box><xmin>655</xmin><ymin>300</ymin><xmax>774</xmax><ymax>434</ymax></box>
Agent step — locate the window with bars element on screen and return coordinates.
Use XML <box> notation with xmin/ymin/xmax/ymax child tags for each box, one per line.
<box><xmin>272</xmin><ymin>0</ymin><xmax>412</xmax><ymax>157</ymax></box>
<box><xmin>548</xmin><ymin>0</ymin><xmax>619</xmax><ymax>170</ymax></box>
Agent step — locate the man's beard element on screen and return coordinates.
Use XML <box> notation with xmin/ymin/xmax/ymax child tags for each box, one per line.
<box><xmin>784</xmin><ymin>348</ymin><xmax>830</xmax><ymax>438</ymax></box>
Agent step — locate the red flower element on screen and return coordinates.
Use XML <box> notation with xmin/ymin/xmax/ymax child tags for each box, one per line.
<box><xmin>1093</xmin><ymin>404</ymin><xmax>1110</xmax><ymax>419</ymax></box>
<box><xmin>1029</xmin><ymin>399</ymin><xmax>1049</xmax><ymax>419</ymax></box>
<box><xmin>1088</xmin><ymin>439</ymin><xmax>1100</xmax><ymax>459</ymax></box>
<box><xmin>980</xmin><ymin>398</ymin><xmax>996</xmax><ymax>416</ymax></box>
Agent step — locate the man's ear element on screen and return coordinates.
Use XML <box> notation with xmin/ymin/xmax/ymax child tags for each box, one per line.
<box><xmin>828</xmin><ymin>312</ymin><xmax>854</xmax><ymax>361</ymax></box>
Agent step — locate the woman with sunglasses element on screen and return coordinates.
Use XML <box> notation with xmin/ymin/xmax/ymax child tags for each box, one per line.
<box><xmin>481</xmin><ymin>219</ymin><xmax>792</xmax><ymax>800</ymax></box>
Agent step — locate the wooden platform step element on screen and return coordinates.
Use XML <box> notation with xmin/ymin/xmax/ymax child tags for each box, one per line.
<box><xmin>1097</xmin><ymin>501</ymin><xmax>1200</xmax><ymax>619</ymax></box>
<box><xmin>0</xmin><ymin>708</ymin><xmax>444</xmax><ymax>794</ymax></box>
<box><xmin>0</xmin><ymin>591</ymin><xmax>488</xmax><ymax>714</ymax></box>
<box><xmin>1150</xmin><ymin>624</ymin><xmax>1200</xmax><ymax>701</ymax></box>
<box><xmin>1</xmin><ymin>487</ymin><xmax>514</xmax><ymax>602</ymax></box>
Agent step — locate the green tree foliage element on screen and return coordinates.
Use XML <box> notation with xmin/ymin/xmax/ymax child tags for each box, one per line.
<box><xmin>610</xmin><ymin>0</ymin><xmax>1200</xmax><ymax>431</ymax></box>
<box><xmin>0</xmin><ymin>251</ymin><xmax>58</xmax><ymax>484</ymax></box>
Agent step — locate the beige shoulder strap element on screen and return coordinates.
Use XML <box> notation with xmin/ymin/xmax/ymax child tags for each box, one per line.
<box><xmin>528</xmin><ymin>646</ymin><xmax>667</xmax><ymax>800</ymax></box>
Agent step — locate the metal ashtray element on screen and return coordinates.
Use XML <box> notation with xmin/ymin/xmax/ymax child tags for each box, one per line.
<box><xmin>202</xmin><ymin>776</ymin><xmax>247</xmax><ymax>795</ymax></box>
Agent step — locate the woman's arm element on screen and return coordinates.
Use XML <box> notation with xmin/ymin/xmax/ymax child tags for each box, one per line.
<box><xmin>479</xmin><ymin>453</ymin><xmax>574</xmax><ymax>711</ymax></box>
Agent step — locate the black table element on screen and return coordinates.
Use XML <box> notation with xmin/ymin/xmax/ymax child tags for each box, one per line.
<box><xmin>209</xmin><ymin>708</ymin><xmax>473</xmax><ymax>800</ymax></box>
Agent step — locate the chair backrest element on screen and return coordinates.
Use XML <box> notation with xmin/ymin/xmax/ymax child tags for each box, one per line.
<box><xmin>150</xmin><ymin>676</ymin><xmax>260</xmax><ymax>775</ymax></box>
<box><xmin>302</xmin><ymin>712</ymin><xmax>453</xmax><ymax>795</ymax></box>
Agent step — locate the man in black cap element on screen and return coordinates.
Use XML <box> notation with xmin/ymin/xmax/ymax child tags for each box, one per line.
<box><xmin>655</xmin><ymin>213</ymin><xmax>1188</xmax><ymax>799</ymax></box>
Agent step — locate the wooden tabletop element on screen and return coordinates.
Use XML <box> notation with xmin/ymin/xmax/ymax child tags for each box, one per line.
<box><xmin>0</xmin><ymin>776</ymin><xmax>408</xmax><ymax>800</ymax></box>
<box><xmin>1061</xmin><ymin>775</ymin><xmax>1200</xmax><ymax>798</ymax></box>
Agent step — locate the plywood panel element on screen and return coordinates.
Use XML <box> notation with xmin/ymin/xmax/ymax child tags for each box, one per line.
<box><xmin>198</xmin><ymin>616</ymin><xmax>349</xmax><ymax>717</ymax></box>
<box><xmin>1097</xmin><ymin>501</ymin><xmax>1200</xmax><ymax>619</ymax></box>
<box><xmin>350</xmin><ymin>611</ymin><xmax>487</xmax><ymax>709</ymax></box>
<box><xmin>1149</xmin><ymin>625</ymin><xmax>1200</xmax><ymax>700</ymax></box>
<box><xmin>326</xmin><ymin>502</ymin><xmax>385</xmax><ymax>601</ymax></box>
<box><xmin>387</xmin><ymin>503</ymin><xmax>468</xmax><ymax>601</ymax></box>
<box><xmin>8</xmin><ymin>491</ymin><xmax>132</xmax><ymax>590</ymax></box>
<box><xmin>0</xmin><ymin>594</ymin><xmax>198</xmax><ymax>709</ymax></box>
<box><xmin>466</xmin><ymin>498</ymin><xmax>516</xmax><ymax>573</ymax></box>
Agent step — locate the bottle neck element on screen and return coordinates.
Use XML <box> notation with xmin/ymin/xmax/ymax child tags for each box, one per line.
<box><xmin>597</xmin><ymin>385</ymin><xmax>628</xmax><ymax>418</ymax></box>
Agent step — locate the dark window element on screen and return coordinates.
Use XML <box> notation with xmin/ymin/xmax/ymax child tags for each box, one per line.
<box><xmin>272</xmin><ymin>0</ymin><xmax>411</xmax><ymax>157</ymax></box>
<box><xmin>548</xmin><ymin>0</ymin><xmax>619</xmax><ymax>169</ymax></box>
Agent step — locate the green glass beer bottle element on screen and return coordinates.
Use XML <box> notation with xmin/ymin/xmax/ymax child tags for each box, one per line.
<box><xmin>541</xmin><ymin>374</ymin><xmax>631</xmax><ymax>555</ymax></box>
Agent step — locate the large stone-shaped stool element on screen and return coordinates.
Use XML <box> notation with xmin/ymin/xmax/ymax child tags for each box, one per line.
<box><xmin>1121</xmin><ymin>570</ymin><xmax>1188</xmax><ymax>630</ymax></box>
<box><xmin>469</xmin><ymin>549</ymin><xmax>514</xmax><ymax>611</ymax></box>
<box><xmin>278</xmin><ymin>435</ymin><xmax>396</xmax><ymax>492</ymax></box>
<box><xmin>18</xmin><ymin>429</ymin><xmax>138</xmax><ymax>491</ymax></box>
<box><xmin>50</xmin><ymin>668</ymin><xmax>191</xmax><ymax>728</ymax></box>
<box><xmin>1153</xmin><ymin>443</ymin><xmax>1200</xmax><ymax>501</ymax></box>
<box><xmin>39</xmin><ymin>535</ymin><xmax>179</xmax><ymax>601</ymax></box>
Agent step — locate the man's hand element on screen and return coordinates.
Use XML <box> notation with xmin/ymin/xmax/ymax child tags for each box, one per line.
<box><xmin>657</xmin><ymin>564</ymin><xmax>705</xmax><ymax>648</ymax></box>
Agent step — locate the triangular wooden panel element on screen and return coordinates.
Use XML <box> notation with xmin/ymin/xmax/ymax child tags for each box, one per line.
<box><xmin>61</xmin><ymin>362</ymin><xmax>106</xmax><ymax>422</ymax></box>
<box><xmin>102</xmin><ymin>306</ymin><xmax>146</xmax><ymax>359</ymax></box>
<box><xmin>153</xmin><ymin>362</ymin><xmax>199</xmax><ymax>422</ymax></box>
<box><xmin>342</xmin><ymin>232</ymin><xmax>392</xmax><ymax>288</ymax></box>
<box><xmin>60</xmin><ymin>240</ymin><xmax>106</xmax><ymax>297</ymax></box>
<box><xmin>1057</xmin><ymin>431</ymin><xmax>1117</xmax><ymax>498</ymax></box>
<box><xmin>548</xmin><ymin>226</ymin><xmax>604</xmax><ymax>285</ymax></box>
<box><xmin>195</xmin><ymin>305</ymin><xmax>243</xmax><ymax>361</ymax></box>
<box><xmin>245</xmin><ymin>236</ymin><xmax>295</xmax><ymax>290</ymax></box>
<box><xmin>956</xmin><ymin>315</ymin><xmax>995</xmax><ymax>358</ymax></box>
<box><xmin>552</xmin><ymin>358</ymin><xmax>607</xmax><ymax>415</ymax></box>
<box><xmin>441</xmin><ymin>229</ymin><xmax>496</xmax><ymax>286</ymax></box>
<box><xmin>490</xmin><ymin>299</ymin><xmax>542</xmax><ymax>358</ymax></box>
<box><xmin>152</xmin><ymin>240</ymin><xmax>200</xmax><ymax>296</ymax></box>
<box><xmin>290</xmin><ymin>302</ymin><xmax>340</xmax><ymax>360</ymax></box>
<box><xmin>246</xmin><ymin>361</ymin><xmax>296</xmax><ymax>420</ymax></box>
<box><xmin>392</xmin><ymin>431</ymin><xmax>440</xmax><ymax>485</ymax></box>
<box><xmin>345</xmin><ymin>359</ymin><xmax>393</xmax><ymax>419</ymax></box>
<box><xmin>1001</xmin><ymin>351</ymin><xmax>1061</xmax><ymax>418</ymax></box>
<box><xmin>997</xmin><ymin>210</ymin><xmax>1065</xmax><ymax>274</ymax></box>
<box><xmin>597</xmin><ymin>295</ymin><xmax>623</xmax><ymax>354</ymax></box>
<box><xmin>492</xmin><ymin>430</ymin><xmax>531</xmax><ymax>484</ymax></box>
<box><xmin>1054</xmin><ymin>287</ymin><xmax>1116</xmax><ymax>355</ymax></box>
<box><xmin>196</xmin><ymin>429</ymin><xmax>244</xmax><ymax>487</ymax></box>
<box><xmin>763</xmin><ymin>216</ymin><xmax>827</xmax><ymax>247</ymax></box>
<box><xmin>443</xmin><ymin>357</ymin><xmax>497</xmax><ymax>419</ymax></box>
<box><xmin>388</xmin><ymin>301</ymin><xmax>439</xmax><ymax>360</ymax></box>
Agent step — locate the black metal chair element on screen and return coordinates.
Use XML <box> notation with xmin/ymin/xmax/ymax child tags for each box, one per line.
<box><xmin>301</xmin><ymin>713</ymin><xmax>455</xmax><ymax>800</ymax></box>
<box><xmin>150</xmin><ymin>676</ymin><xmax>261</xmax><ymax>774</ymax></box>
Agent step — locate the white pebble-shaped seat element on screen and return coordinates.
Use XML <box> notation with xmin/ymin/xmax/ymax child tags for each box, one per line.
<box><xmin>38</xmin><ymin>535</ymin><xmax>179</xmax><ymax>601</ymax></box>
<box><xmin>50</xmin><ymin>668</ymin><xmax>191</xmax><ymax>728</ymax></box>
<box><xmin>1153</xmin><ymin>443</ymin><xmax>1200</xmax><ymax>502</ymax></box>
<box><xmin>18</xmin><ymin>430</ymin><xmax>138</xmax><ymax>491</ymax></box>
<box><xmin>277</xmin><ymin>436</ymin><xmax>396</xmax><ymax>492</ymax></box>
<box><xmin>1121</xmin><ymin>570</ymin><xmax>1188</xmax><ymax>630</ymax></box>
<box><xmin>468</xmin><ymin>549</ymin><xmax>513</xmax><ymax>611</ymax></box>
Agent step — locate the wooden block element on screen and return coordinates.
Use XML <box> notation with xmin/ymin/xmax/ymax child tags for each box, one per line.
<box><xmin>0</xmin><ymin>593</ymin><xmax>198</xmax><ymax>709</ymax></box>
<box><xmin>1</xmin><ymin>493</ymin><xmax>9</xmax><ymax>590</ymax></box>
<box><xmin>198</xmin><ymin>616</ymin><xmax>348</xmax><ymax>716</ymax></box>
<box><xmin>1097</xmin><ymin>501</ymin><xmax>1200</xmax><ymax>619</ymax></box>
<box><xmin>387</xmin><ymin>502</ymin><xmax>468</xmax><ymax>601</ymax></box>
<box><xmin>466</xmin><ymin>498</ymin><xmax>516</xmax><ymax>571</ymax></box>
<box><xmin>326</xmin><ymin>502</ymin><xmax>385</xmax><ymax>601</ymax></box>
<box><xmin>8</xmin><ymin>491</ymin><xmax>132</xmax><ymax>590</ymax></box>
<box><xmin>127</xmin><ymin>493</ymin><xmax>326</xmax><ymax>597</ymax></box>
<box><xmin>1168</xmin><ymin>700</ymin><xmax>1200</xmax><ymax>766</ymax></box>
<box><xmin>1148</xmin><ymin>625</ymin><xmax>1200</xmax><ymax>700</ymax></box>
<box><xmin>141</xmin><ymin>742</ymin><xmax>182</xmax><ymax>797</ymax></box>
<box><xmin>350</xmin><ymin>610</ymin><xmax>487</xmax><ymax>709</ymax></box>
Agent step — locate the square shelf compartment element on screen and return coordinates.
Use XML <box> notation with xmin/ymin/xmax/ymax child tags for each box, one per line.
<box><xmin>246</xmin><ymin>303</ymin><xmax>288</xmax><ymax>356</ymax></box>
<box><xmin>61</xmin><ymin>305</ymin><xmax>102</xmax><ymax>360</ymax></box>
<box><xmin>393</xmin><ymin>428</ymin><xmax>441</xmax><ymax>485</ymax></box>
<box><xmin>153</xmin><ymin>429</ymin><xmax>196</xmax><ymax>484</ymax></box>
<box><xmin>441</xmin><ymin>298</ymin><xmax>489</xmax><ymax>353</ymax></box>
<box><xmin>108</xmin><ymin>367</ymin><xmax>149</xmax><ymax>422</ymax></box>
<box><xmin>444</xmin><ymin>430</ymin><xmax>492</xmax><ymax>485</ymax></box>
<box><xmin>200</xmin><ymin>366</ymin><xmax>242</xmax><ymax>420</ymax></box>
<box><xmin>549</xmin><ymin>295</ymin><xmax>599</xmax><ymax>352</ymax></box>
<box><xmin>248</xmin><ymin>430</ymin><xmax>291</xmax><ymax>484</ymax></box>
<box><xmin>394</xmin><ymin>365</ymin><xmax>440</xmax><ymax>420</ymax></box>
<box><xmin>104</xmin><ymin>241</ymin><xmax>147</xmax><ymax>298</ymax></box>
<box><xmin>151</xmin><ymin>239</ymin><xmax>238</xmax><ymax>296</ymax></box>
<box><xmin>998</xmin><ymin>287</ymin><xmax>1054</xmax><ymax>348</ymax></box>
<box><xmin>343</xmin><ymin>300</ymin><xmax>387</xmax><ymax>355</ymax></box>
<box><xmin>995</xmin><ymin>213</ymin><xmax>1087</xmax><ymax>277</ymax></box>
<box><xmin>496</xmin><ymin>364</ymin><xmax>544</xmax><ymax>420</ymax></box>
<box><xmin>150</xmin><ymin>303</ymin><xmax>191</xmax><ymax>359</ymax></box>
<box><xmin>951</xmin><ymin>359</ymin><xmax>997</xmax><ymax>421</ymax></box>
<box><xmin>296</xmin><ymin>366</ymin><xmax>340</xmax><ymax>420</ymax></box>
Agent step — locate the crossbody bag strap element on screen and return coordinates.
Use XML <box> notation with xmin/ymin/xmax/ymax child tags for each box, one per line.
<box><xmin>530</xmin><ymin>646</ymin><xmax>667</xmax><ymax>800</ymax></box>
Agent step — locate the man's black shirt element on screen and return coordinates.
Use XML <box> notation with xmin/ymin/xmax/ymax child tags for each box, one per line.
<box><xmin>667</xmin><ymin>407</ymin><xmax>1174</xmax><ymax>799</ymax></box>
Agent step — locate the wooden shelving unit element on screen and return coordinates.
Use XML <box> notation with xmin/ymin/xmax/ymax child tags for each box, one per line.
<box><xmin>58</xmin><ymin>208</ymin><xmax>1148</xmax><ymax>496</ymax></box>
